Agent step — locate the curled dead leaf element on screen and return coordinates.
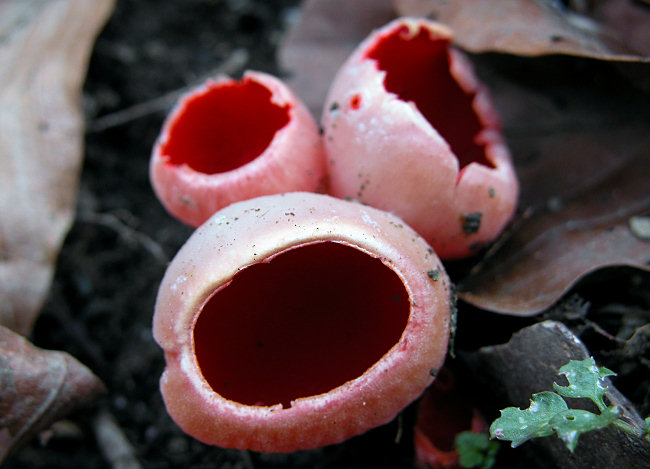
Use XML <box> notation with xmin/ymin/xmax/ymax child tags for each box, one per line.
<box><xmin>393</xmin><ymin>0</ymin><xmax>650</xmax><ymax>60</ymax></box>
<box><xmin>278</xmin><ymin>0</ymin><xmax>395</xmax><ymax>116</ymax></box>
<box><xmin>279</xmin><ymin>0</ymin><xmax>650</xmax><ymax>118</ymax></box>
<box><xmin>0</xmin><ymin>325</ymin><xmax>105</xmax><ymax>465</ymax></box>
<box><xmin>0</xmin><ymin>0</ymin><xmax>115</xmax><ymax>335</ymax></box>
<box><xmin>457</xmin><ymin>55</ymin><xmax>650</xmax><ymax>315</ymax></box>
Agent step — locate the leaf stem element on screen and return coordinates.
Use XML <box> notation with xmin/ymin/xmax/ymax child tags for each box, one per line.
<box><xmin>612</xmin><ymin>418</ymin><xmax>650</xmax><ymax>442</ymax></box>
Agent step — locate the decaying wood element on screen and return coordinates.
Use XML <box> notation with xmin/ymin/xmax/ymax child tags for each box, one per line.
<box><xmin>463</xmin><ymin>321</ymin><xmax>650</xmax><ymax>469</ymax></box>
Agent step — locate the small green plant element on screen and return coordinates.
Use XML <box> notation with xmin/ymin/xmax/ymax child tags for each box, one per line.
<box><xmin>455</xmin><ymin>431</ymin><xmax>499</xmax><ymax>468</ymax></box>
<box><xmin>489</xmin><ymin>357</ymin><xmax>650</xmax><ymax>452</ymax></box>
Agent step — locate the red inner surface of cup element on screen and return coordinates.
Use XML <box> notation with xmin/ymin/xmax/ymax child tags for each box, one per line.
<box><xmin>161</xmin><ymin>78</ymin><xmax>291</xmax><ymax>174</ymax></box>
<box><xmin>365</xmin><ymin>26</ymin><xmax>494</xmax><ymax>171</ymax></box>
<box><xmin>194</xmin><ymin>242</ymin><xmax>410</xmax><ymax>409</ymax></box>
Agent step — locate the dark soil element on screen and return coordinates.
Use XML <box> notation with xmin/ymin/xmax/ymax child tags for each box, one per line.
<box><xmin>5</xmin><ymin>1</ymin><xmax>649</xmax><ymax>468</ymax></box>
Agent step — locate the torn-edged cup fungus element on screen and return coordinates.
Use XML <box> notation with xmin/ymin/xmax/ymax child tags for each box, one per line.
<box><xmin>153</xmin><ymin>192</ymin><xmax>452</xmax><ymax>452</ymax></box>
<box><xmin>322</xmin><ymin>18</ymin><xmax>518</xmax><ymax>259</ymax></box>
<box><xmin>150</xmin><ymin>71</ymin><xmax>326</xmax><ymax>227</ymax></box>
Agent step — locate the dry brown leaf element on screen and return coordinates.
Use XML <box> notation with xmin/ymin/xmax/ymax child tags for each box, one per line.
<box><xmin>393</xmin><ymin>0</ymin><xmax>650</xmax><ymax>60</ymax></box>
<box><xmin>280</xmin><ymin>0</ymin><xmax>650</xmax><ymax>117</ymax></box>
<box><xmin>459</xmin><ymin>153</ymin><xmax>649</xmax><ymax>315</ymax></box>
<box><xmin>457</xmin><ymin>56</ymin><xmax>650</xmax><ymax>315</ymax></box>
<box><xmin>0</xmin><ymin>0</ymin><xmax>115</xmax><ymax>335</ymax></box>
<box><xmin>278</xmin><ymin>0</ymin><xmax>395</xmax><ymax>116</ymax></box>
<box><xmin>595</xmin><ymin>0</ymin><xmax>650</xmax><ymax>58</ymax></box>
<box><xmin>0</xmin><ymin>325</ymin><xmax>105</xmax><ymax>464</ymax></box>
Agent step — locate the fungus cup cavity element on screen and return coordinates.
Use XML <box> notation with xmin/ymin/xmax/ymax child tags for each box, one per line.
<box><xmin>151</xmin><ymin>71</ymin><xmax>326</xmax><ymax>227</ymax></box>
<box><xmin>322</xmin><ymin>18</ymin><xmax>519</xmax><ymax>259</ymax></box>
<box><xmin>153</xmin><ymin>192</ymin><xmax>452</xmax><ymax>452</ymax></box>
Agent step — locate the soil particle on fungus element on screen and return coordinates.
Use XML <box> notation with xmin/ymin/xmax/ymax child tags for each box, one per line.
<box><xmin>469</xmin><ymin>241</ymin><xmax>483</xmax><ymax>252</ymax></box>
<box><xmin>460</xmin><ymin>212</ymin><xmax>483</xmax><ymax>235</ymax></box>
<box><xmin>427</xmin><ymin>269</ymin><xmax>440</xmax><ymax>282</ymax></box>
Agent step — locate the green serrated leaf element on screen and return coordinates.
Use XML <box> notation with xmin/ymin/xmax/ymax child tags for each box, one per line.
<box><xmin>484</xmin><ymin>440</ymin><xmax>499</xmax><ymax>469</ymax></box>
<box><xmin>490</xmin><ymin>391</ymin><xmax>568</xmax><ymax>447</ymax></box>
<box><xmin>553</xmin><ymin>357</ymin><xmax>616</xmax><ymax>411</ymax></box>
<box><xmin>548</xmin><ymin>407</ymin><xmax>620</xmax><ymax>452</ymax></box>
<box><xmin>455</xmin><ymin>432</ymin><xmax>499</xmax><ymax>468</ymax></box>
<box><xmin>456</xmin><ymin>432</ymin><xmax>487</xmax><ymax>467</ymax></box>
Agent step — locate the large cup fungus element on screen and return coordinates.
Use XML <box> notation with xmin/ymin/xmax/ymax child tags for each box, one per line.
<box><xmin>153</xmin><ymin>192</ymin><xmax>452</xmax><ymax>452</ymax></box>
<box><xmin>322</xmin><ymin>18</ymin><xmax>519</xmax><ymax>259</ymax></box>
<box><xmin>150</xmin><ymin>71</ymin><xmax>326</xmax><ymax>227</ymax></box>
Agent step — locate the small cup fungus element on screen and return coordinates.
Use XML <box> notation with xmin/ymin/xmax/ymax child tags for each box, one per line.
<box><xmin>150</xmin><ymin>71</ymin><xmax>326</xmax><ymax>227</ymax></box>
<box><xmin>153</xmin><ymin>192</ymin><xmax>452</xmax><ymax>452</ymax></box>
<box><xmin>414</xmin><ymin>368</ymin><xmax>488</xmax><ymax>468</ymax></box>
<box><xmin>322</xmin><ymin>18</ymin><xmax>518</xmax><ymax>259</ymax></box>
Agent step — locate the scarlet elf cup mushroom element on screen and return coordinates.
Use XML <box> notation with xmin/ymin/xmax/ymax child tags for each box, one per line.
<box><xmin>150</xmin><ymin>71</ymin><xmax>326</xmax><ymax>227</ymax></box>
<box><xmin>414</xmin><ymin>367</ymin><xmax>489</xmax><ymax>469</ymax></box>
<box><xmin>322</xmin><ymin>18</ymin><xmax>519</xmax><ymax>259</ymax></box>
<box><xmin>153</xmin><ymin>193</ymin><xmax>452</xmax><ymax>452</ymax></box>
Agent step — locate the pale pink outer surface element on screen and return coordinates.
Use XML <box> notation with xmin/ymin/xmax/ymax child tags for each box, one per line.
<box><xmin>322</xmin><ymin>18</ymin><xmax>519</xmax><ymax>259</ymax></box>
<box><xmin>153</xmin><ymin>192</ymin><xmax>451</xmax><ymax>452</ymax></box>
<box><xmin>150</xmin><ymin>71</ymin><xmax>326</xmax><ymax>227</ymax></box>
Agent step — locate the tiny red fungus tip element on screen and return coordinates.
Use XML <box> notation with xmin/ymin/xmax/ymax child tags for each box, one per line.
<box><xmin>322</xmin><ymin>18</ymin><xmax>519</xmax><ymax>259</ymax></box>
<box><xmin>153</xmin><ymin>193</ymin><xmax>452</xmax><ymax>452</ymax></box>
<box><xmin>150</xmin><ymin>71</ymin><xmax>326</xmax><ymax>227</ymax></box>
<box><xmin>414</xmin><ymin>367</ymin><xmax>488</xmax><ymax>469</ymax></box>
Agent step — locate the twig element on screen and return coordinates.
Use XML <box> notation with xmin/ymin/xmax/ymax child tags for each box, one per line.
<box><xmin>47</xmin><ymin>282</ymin><xmax>107</xmax><ymax>370</ymax></box>
<box><xmin>93</xmin><ymin>409</ymin><xmax>143</xmax><ymax>469</ymax></box>
<box><xmin>86</xmin><ymin>48</ymin><xmax>249</xmax><ymax>132</ymax></box>
<box><xmin>77</xmin><ymin>210</ymin><xmax>168</xmax><ymax>264</ymax></box>
<box><xmin>394</xmin><ymin>412</ymin><xmax>403</xmax><ymax>444</ymax></box>
<box><xmin>239</xmin><ymin>450</ymin><xmax>255</xmax><ymax>469</ymax></box>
